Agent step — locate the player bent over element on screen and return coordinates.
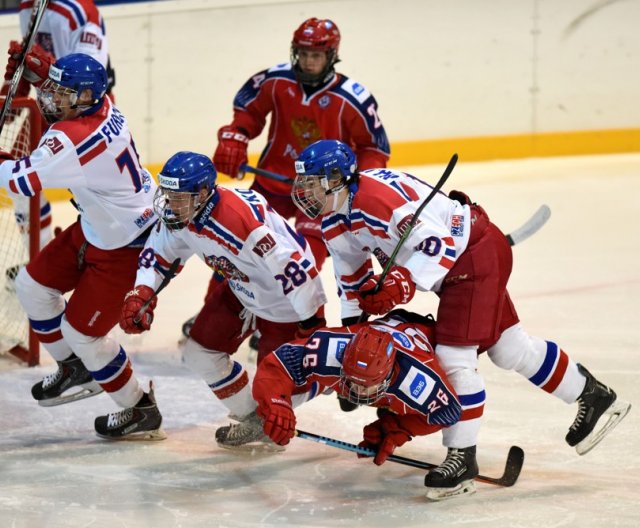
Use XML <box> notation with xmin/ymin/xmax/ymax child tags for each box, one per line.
<box><xmin>0</xmin><ymin>54</ymin><xmax>163</xmax><ymax>440</ymax></box>
<box><xmin>253</xmin><ymin>310</ymin><xmax>464</xmax><ymax>500</ymax></box>
<box><xmin>290</xmin><ymin>139</ymin><xmax>631</xmax><ymax>499</ymax></box>
<box><xmin>120</xmin><ymin>152</ymin><xmax>327</xmax><ymax>449</ymax></box>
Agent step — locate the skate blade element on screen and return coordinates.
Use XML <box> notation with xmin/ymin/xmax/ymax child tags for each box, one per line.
<box><xmin>576</xmin><ymin>399</ymin><xmax>631</xmax><ymax>455</ymax></box>
<box><xmin>216</xmin><ymin>439</ymin><xmax>286</xmax><ymax>453</ymax></box>
<box><xmin>425</xmin><ymin>479</ymin><xmax>476</xmax><ymax>501</ymax></box>
<box><xmin>96</xmin><ymin>427</ymin><xmax>168</xmax><ymax>442</ymax></box>
<box><xmin>37</xmin><ymin>382</ymin><xmax>104</xmax><ymax>407</ymax></box>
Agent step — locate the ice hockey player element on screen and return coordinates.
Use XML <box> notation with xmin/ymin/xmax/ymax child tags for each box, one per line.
<box><xmin>290</xmin><ymin>138</ymin><xmax>631</xmax><ymax>499</ymax></box>
<box><xmin>252</xmin><ymin>309</ymin><xmax>462</xmax><ymax>500</ymax></box>
<box><xmin>119</xmin><ymin>151</ymin><xmax>327</xmax><ymax>449</ymax></box>
<box><xmin>0</xmin><ymin>54</ymin><xmax>163</xmax><ymax>440</ymax></box>
<box><xmin>3</xmin><ymin>0</ymin><xmax>117</xmax><ymax>278</ymax></box>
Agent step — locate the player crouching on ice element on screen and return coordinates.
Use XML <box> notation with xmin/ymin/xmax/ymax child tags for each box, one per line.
<box><xmin>119</xmin><ymin>151</ymin><xmax>326</xmax><ymax>449</ymax></box>
<box><xmin>0</xmin><ymin>54</ymin><xmax>164</xmax><ymax>440</ymax></box>
<box><xmin>252</xmin><ymin>310</ymin><xmax>470</xmax><ymax>501</ymax></box>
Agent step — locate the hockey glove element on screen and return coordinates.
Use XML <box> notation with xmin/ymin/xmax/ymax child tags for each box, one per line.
<box><xmin>119</xmin><ymin>285</ymin><xmax>157</xmax><ymax>334</ymax></box>
<box><xmin>358</xmin><ymin>413</ymin><xmax>412</xmax><ymax>465</ymax></box>
<box><xmin>257</xmin><ymin>396</ymin><xmax>296</xmax><ymax>446</ymax></box>
<box><xmin>295</xmin><ymin>313</ymin><xmax>326</xmax><ymax>341</ymax></box>
<box><xmin>356</xmin><ymin>266</ymin><xmax>416</xmax><ymax>315</ymax></box>
<box><xmin>213</xmin><ymin>125</ymin><xmax>249</xmax><ymax>179</ymax></box>
<box><xmin>5</xmin><ymin>41</ymin><xmax>54</xmax><ymax>87</ymax></box>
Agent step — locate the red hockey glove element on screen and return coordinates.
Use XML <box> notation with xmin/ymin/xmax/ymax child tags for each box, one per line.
<box><xmin>358</xmin><ymin>413</ymin><xmax>412</xmax><ymax>465</ymax></box>
<box><xmin>119</xmin><ymin>285</ymin><xmax>157</xmax><ymax>334</ymax></box>
<box><xmin>257</xmin><ymin>396</ymin><xmax>296</xmax><ymax>446</ymax></box>
<box><xmin>213</xmin><ymin>125</ymin><xmax>249</xmax><ymax>179</ymax></box>
<box><xmin>294</xmin><ymin>314</ymin><xmax>326</xmax><ymax>341</ymax></box>
<box><xmin>356</xmin><ymin>266</ymin><xmax>416</xmax><ymax>315</ymax></box>
<box><xmin>5</xmin><ymin>41</ymin><xmax>54</xmax><ymax>87</ymax></box>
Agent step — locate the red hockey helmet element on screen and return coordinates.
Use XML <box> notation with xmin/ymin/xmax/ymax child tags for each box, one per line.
<box><xmin>291</xmin><ymin>18</ymin><xmax>341</xmax><ymax>85</ymax></box>
<box><xmin>339</xmin><ymin>326</ymin><xmax>396</xmax><ymax>405</ymax></box>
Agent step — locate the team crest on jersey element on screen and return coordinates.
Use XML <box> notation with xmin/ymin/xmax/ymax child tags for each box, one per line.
<box><xmin>451</xmin><ymin>214</ymin><xmax>465</xmax><ymax>236</ymax></box>
<box><xmin>399</xmin><ymin>366</ymin><xmax>436</xmax><ymax>405</ymax></box>
<box><xmin>204</xmin><ymin>254</ymin><xmax>249</xmax><ymax>282</ymax></box>
<box><xmin>397</xmin><ymin>214</ymin><xmax>420</xmax><ymax>236</ymax></box>
<box><xmin>291</xmin><ymin>117</ymin><xmax>321</xmax><ymax>149</ymax></box>
<box><xmin>252</xmin><ymin>233</ymin><xmax>276</xmax><ymax>257</ymax></box>
<box><xmin>318</xmin><ymin>95</ymin><xmax>331</xmax><ymax>108</ymax></box>
<box><xmin>43</xmin><ymin>136</ymin><xmax>64</xmax><ymax>155</ymax></box>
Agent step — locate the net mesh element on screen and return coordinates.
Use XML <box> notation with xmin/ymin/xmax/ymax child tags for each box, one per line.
<box><xmin>0</xmin><ymin>97</ymin><xmax>39</xmax><ymax>357</ymax></box>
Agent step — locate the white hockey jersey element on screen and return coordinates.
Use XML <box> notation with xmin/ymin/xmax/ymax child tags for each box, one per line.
<box><xmin>137</xmin><ymin>187</ymin><xmax>327</xmax><ymax>323</ymax></box>
<box><xmin>0</xmin><ymin>97</ymin><xmax>157</xmax><ymax>250</ymax></box>
<box><xmin>322</xmin><ymin>168</ymin><xmax>471</xmax><ymax>319</ymax></box>
<box><xmin>19</xmin><ymin>0</ymin><xmax>108</xmax><ymax>67</ymax></box>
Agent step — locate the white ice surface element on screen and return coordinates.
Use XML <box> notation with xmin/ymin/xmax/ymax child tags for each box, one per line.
<box><xmin>1</xmin><ymin>154</ymin><xmax>639</xmax><ymax>528</ymax></box>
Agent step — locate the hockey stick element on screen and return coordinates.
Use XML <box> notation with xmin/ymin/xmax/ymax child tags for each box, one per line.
<box><xmin>357</xmin><ymin>153</ymin><xmax>458</xmax><ymax>322</ymax></box>
<box><xmin>0</xmin><ymin>0</ymin><xmax>50</xmax><ymax>136</ymax></box>
<box><xmin>133</xmin><ymin>258</ymin><xmax>181</xmax><ymax>324</ymax></box>
<box><xmin>240</xmin><ymin>164</ymin><xmax>291</xmax><ymax>184</ymax></box>
<box><xmin>505</xmin><ymin>204</ymin><xmax>551</xmax><ymax>246</ymax></box>
<box><xmin>296</xmin><ymin>429</ymin><xmax>524</xmax><ymax>487</ymax></box>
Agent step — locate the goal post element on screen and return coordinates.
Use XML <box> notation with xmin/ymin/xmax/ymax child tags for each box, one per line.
<box><xmin>0</xmin><ymin>96</ymin><xmax>42</xmax><ymax>366</ymax></box>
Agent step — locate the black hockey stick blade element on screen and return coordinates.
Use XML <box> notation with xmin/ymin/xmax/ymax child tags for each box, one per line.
<box><xmin>296</xmin><ymin>429</ymin><xmax>524</xmax><ymax>487</ymax></box>
<box><xmin>475</xmin><ymin>445</ymin><xmax>524</xmax><ymax>487</ymax></box>
<box><xmin>505</xmin><ymin>204</ymin><xmax>551</xmax><ymax>246</ymax></box>
<box><xmin>240</xmin><ymin>164</ymin><xmax>291</xmax><ymax>184</ymax></box>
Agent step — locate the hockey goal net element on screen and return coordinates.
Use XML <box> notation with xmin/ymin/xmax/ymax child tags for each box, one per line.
<box><xmin>0</xmin><ymin>96</ymin><xmax>42</xmax><ymax>366</ymax></box>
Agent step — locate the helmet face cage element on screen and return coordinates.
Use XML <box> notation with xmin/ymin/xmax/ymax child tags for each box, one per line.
<box><xmin>339</xmin><ymin>327</ymin><xmax>396</xmax><ymax>405</ymax></box>
<box><xmin>36</xmin><ymin>80</ymin><xmax>78</xmax><ymax>123</ymax></box>
<box><xmin>153</xmin><ymin>187</ymin><xmax>210</xmax><ymax>231</ymax></box>
<box><xmin>291</xmin><ymin>18</ymin><xmax>340</xmax><ymax>85</ymax></box>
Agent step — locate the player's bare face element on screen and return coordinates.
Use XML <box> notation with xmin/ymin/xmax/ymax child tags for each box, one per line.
<box><xmin>297</xmin><ymin>49</ymin><xmax>329</xmax><ymax>76</ymax></box>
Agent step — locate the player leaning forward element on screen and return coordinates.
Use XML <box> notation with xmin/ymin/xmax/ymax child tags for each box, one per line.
<box><xmin>291</xmin><ymin>139</ymin><xmax>631</xmax><ymax>499</ymax></box>
<box><xmin>0</xmin><ymin>54</ymin><xmax>164</xmax><ymax>440</ymax></box>
<box><xmin>119</xmin><ymin>151</ymin><xmax>326</xmax><ymax>447</ymax></box>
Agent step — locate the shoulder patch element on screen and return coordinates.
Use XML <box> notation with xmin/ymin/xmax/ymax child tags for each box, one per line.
<box><xmin>398</xmin><ymin>365</ymin><xmax>436</xmax><ymax>405</ymax></box>
<box><xmin>340</xmin><ymin>78</ymin><xmax>371</xmax><ymax>104</ymax></box>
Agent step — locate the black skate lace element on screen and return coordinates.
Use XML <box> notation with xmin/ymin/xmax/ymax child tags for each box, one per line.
<box><xmin>42</xmin><ymin>368</ymin><xmax>63</xmax><ymax>389</ymax></box>
<box><xmin>107</xmin><ymin>408</ymin><xmax>133</xmax><ymax>428</ymax></box>
<box><xmin>435</xmin><ymin>450</ymin><xmax>466</xmax><ymax>477</ymax></box>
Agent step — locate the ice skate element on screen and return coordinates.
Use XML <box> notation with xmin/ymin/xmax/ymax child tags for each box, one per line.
<box><xmin>31</xmin><ymin>353</ymin><xmax>103</xmax><ymax>406</ymax></box>
<box><xmin>215</xmin><ymin>411</ymin><xmax>284</xmax><ymax>452</ymax></box>
<box><xmin>424</xmin><ymin>446</ymin><xmax>478</xmax><ymax>500</ymax></box>
<box><xmin>94</xmin><ymin>381</ymin><xmax>166</xmax><ymax>441</ymax></box>
<box><xmin>566</xmin><ymin>364</ymin><xmax>631</xmax><ymax>455</ymax></box>
<box><xmin>178</xmin><ymin>314</ymin><xmax>197</xmax><ymax>345</ymax></box>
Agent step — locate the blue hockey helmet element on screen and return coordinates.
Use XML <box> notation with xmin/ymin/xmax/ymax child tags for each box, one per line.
<box><xmin>154</xmin><ymin>151</ymin><xmax>218</xmax><ymax>230</ymax></box>
<box><xmin>292</xmin><ymin>139</ymin><xmax>357</xmax><ymax>219</ymax></box>
<box><xmin>37</xmin><ymin>53</ymin><xmax>107</xmax><ymax>123</ymax></box>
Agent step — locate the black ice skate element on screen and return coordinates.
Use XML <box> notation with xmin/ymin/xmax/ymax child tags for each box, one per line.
<box><xmin>566</xmin><ymin>364</ymin><xmax>631</xmax><ymax>455</ymax></box>
<box><xmin>94</xmin><ymin>382</ymin><xmax>166</xmax><ymax>441</ymax></box>
<box><xmin>215</xmin><ymin>410</ymin><xmax>283</xmax><ymax>452</ymax></box>
<box><xmin>31</xmin><ymin>353</ymin><xmax>103</xmax><ymax>406</ymax></box>
<box><xmin>424</xmin><ymin>446</ymin><xmax>479</xmax><ymax>500</ymax></box>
